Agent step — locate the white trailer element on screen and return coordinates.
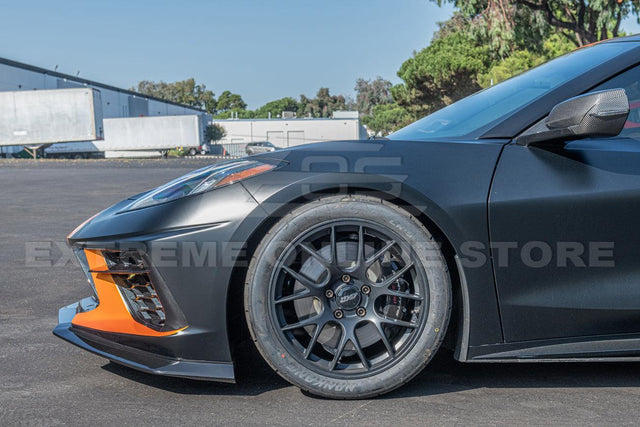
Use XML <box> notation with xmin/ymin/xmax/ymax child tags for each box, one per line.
<box><xmin>45</xmin><ymin>114</ymin><xmax>207</xmax><ymax>158</ymax></box>
<box><xmin>0</xmin><ymin>88</ymin><xmax>103</xmax><ymax>147</ymax></box>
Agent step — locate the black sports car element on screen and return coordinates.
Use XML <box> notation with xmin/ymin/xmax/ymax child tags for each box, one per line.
<box><xmin>55</xmin><ymin>36</ymin><xmax>640</xmax><ymax>399</ymax></box>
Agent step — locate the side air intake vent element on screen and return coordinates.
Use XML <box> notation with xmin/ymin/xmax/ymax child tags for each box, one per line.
<box><xmin>113</xmin><ymin>273</ymin><xmax>166</xmax><ymax>328</ymax></box>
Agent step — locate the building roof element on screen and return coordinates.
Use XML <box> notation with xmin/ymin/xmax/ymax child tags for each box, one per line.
<box><xmin>0</xmin><ymin>57</ymin><xmax>205</xmax><ymax>112</ymax></box>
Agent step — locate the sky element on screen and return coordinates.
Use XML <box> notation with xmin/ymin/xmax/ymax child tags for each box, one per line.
<box><xmin>1</xmin><ymin>0</ymin><xmax>639</xmax><ymax>109</ymax></box>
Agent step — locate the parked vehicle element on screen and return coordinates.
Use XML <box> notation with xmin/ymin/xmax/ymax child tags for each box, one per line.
<box><xmin>245</xmin><ymin>141</ymin><xmax>277</xmax><ymax>155</ymax></box>
<box><xmin>206</xmin><ymin>144</ymin><xmax>228</xmax><ymax>156</ymax></box>
<box><xmin>55</xmin><ymin>36</ymin><xmax>640</xmax><ymax>399</ymax></box>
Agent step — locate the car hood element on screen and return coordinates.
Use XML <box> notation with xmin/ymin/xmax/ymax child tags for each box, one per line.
<box><xmin>68</xmin><ymin>138</ymin><xmax>506</xmax><ymax>243</ymax></box>
<box><xmin>246</xmin><ymin>138</ymin><xmax>507</xmax><ymax>173</ymax></box>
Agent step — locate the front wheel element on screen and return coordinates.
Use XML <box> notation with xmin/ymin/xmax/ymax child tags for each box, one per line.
<box><xmin>245</xmin><ymin>195</ymin><xmax>451</xmax><ymax>399</ymax></box>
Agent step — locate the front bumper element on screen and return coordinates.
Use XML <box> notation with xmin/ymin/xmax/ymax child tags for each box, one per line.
<box><xmin>54</xmin><ymin>298</ymin><xmax>235</xmax><ymax>382</ymax></box>
<box><xmin>53</xmin><ymin>182</ymin><xmax>271</xmax><ymax>382</ymax></box>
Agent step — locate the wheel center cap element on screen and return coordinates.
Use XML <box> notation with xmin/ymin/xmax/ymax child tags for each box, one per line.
<box><xmin>335</xmin><ymin>284</ymin><xmax>361</xmax><ymax>310</ymax></box>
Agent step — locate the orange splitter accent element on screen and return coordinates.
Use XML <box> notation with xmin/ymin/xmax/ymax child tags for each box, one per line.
<box><xmin>72</xmin><ymin>249</ymin><xmax>185</xmax><ymax>337</ymax></box>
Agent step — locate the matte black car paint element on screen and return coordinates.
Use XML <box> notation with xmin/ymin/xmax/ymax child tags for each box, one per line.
<box><xmin>491</xmin><ymin>138</ymin><xmax>640</xmax><ymax>342</ymax></box>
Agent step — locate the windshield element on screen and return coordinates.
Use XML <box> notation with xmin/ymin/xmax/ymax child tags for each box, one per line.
<box><xmin>388</xmin><ymin>43</ymin><xmax>631</xmax><ymax>141</ymax></box>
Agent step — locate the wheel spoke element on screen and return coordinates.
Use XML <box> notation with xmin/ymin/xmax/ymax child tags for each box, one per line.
<box><xmin>282</xmin><ymin>265</ymin><xmax>319</xmax><ymax>289</ymax></box>
<box><xmin>356</xmin><ymin>225</ymin><xmax>365</xmax><ymax>269</ymax></box>
<box><xmin>303</xmin><ymin>322</ymin><xmax>325</xmax><ymax>359</ymax></box>
<box><xmin>379</xmin><ymin>262</ymin><xmax>414</xmax><ymax>287</ymax></box>
<box><xmin>352</xmin><ymin>334</ymin><xmax>370</xmax><ymax>369</ymax></box>
<box><xmin>330</xmin><ymin>226</ymin><xmax>338</xmax><ymax>266</ymax></box>
<box><xmin>329</xmin><ymin>329</ymin><xmax>348</xmax><ymax>371</ymax></box>
<box><xmin>282</xmin><ymin>314</ymin><xmax>323</xmax><ymax>331</ymax></box>
<box><xmin>373</xmin><ymin>321</ymin><xmax>395</xmax><ymax>356</ymax></box>
<box><xmin>382</xmin><ymin>289</ymin><xmax>423</xmax><ymax>301</ymax></box>
<box><xmin>274</xmin><ymin>288</ymin><xmax>311</xmax><ymax>304</ymax></box>
<box><xmin>378</xmin><ymin>316</ymin><xmax>418</xmax><ymax>329</ymax></box>
<box><xmin>346</xmin><ymin>225</ymin><xmax>366</xmax><ymax>275</ymax></box>
<box><xmin>299</xmin><ymin>242</ymin><xmax>330</xmax><ymax>268</ymax></box>
<box><xmin>365</xmin><ymin>239</ymin><xmax>396</xmax><ymax>267</ymax></box>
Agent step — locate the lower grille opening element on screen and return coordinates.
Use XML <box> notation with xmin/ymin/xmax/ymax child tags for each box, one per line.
<box><xmin>113</xmin><ymin>273</ymin><xmax>166</xmax><ymax>330</ymax></box>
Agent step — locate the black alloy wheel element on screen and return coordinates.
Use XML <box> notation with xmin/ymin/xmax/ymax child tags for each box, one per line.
<box><xmin>271</xmin><ymin>220</ymin><xmax>427</xmax><ymax>376</ymax></box>
<box><xmin>245</xmin><ymin>195</ymin><xmax>451</xmax><ymax>399</ymax></box>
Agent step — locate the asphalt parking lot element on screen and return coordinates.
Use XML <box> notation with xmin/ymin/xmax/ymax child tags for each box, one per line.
<box><xmin>2</xmin><ymin>159</ymin><xmax>640</xmax><ymax>426</ymax></box>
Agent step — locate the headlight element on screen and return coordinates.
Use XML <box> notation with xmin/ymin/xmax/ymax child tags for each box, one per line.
<box><xmin>123</xmin><ymin>159</ymin><xmax>278</xmax><ymax>211</ymax></box>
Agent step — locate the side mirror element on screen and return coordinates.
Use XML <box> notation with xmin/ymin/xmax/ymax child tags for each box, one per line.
<box><xmin>516</xmin><ymin>89</ymin><xmax>629</xmax><ymax>146</ymax></box>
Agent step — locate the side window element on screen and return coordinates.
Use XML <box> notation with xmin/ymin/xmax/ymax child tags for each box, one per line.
<box><xmin>593</xmin><ymin>64</ymin><xmax>640</xmax><ymax>140</ymax></box>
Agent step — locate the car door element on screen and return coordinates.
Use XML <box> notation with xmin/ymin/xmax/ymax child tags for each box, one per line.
<box><xmin>489</xmin><ymin>64</ymin><xmax>640</xmax><ymax>342</ymax></box>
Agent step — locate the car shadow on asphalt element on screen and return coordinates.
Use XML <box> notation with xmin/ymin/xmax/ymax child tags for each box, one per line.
<box><xmin>101</xmin><ymin>344</ymin><xmax>640</xmax><ymax>399</ymax></box>
<box><xmin>386</xmin><ymin>352</ymin><xmax>640</xmax><ymax>400</ymax></box>
<box><xmin>100</xmin><ymin>339</ymin><xmax>291</xmax><ymax>397</ymax></box>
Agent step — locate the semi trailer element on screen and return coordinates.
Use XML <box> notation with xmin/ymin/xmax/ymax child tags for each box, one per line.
<box><xmin>0</xmin><ymin>88</ymin><xmax>103</xmax><ymax>150</ymax></box>
<box><xmin>45</xmin><ymin>114</ymin><xmax>208</xmax><ymax>158</ymax></box>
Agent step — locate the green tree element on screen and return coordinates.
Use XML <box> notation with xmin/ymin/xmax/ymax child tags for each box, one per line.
<box><xmin>434</xmin><ymin>0</ymin><xmax>639</xmax><ymax>47</ymax></box>
<box><xmin>132</xmin><ymin>78</ymin><xmax>217</xmax><ymax>114</ymax></box>
<box><xmin>212</xmin><ymin>109</ymin><xmax>255</xmax><ymax>119</ymax></box>
<box><xmin>513</xmin><ymin>0</ymin><xmax>638</xmax><ymax>45</ymax></box>
<box><xmin>362</xmin><ymin>103</ymin><xmax>411</xmax><ymax>136</ymax></box>
<box><xmin>298</xmin><ymin>88</ymin><xmax>347</xmax><ymax>118</ymax></box>
<box><xmin>355</xmin><ymin>77</ymin><xmax>393</xmax><ymax>116</ymax></box>
<box><xmin>204</xmin><ymin>123</ymin><xmax>226</xmax><ymax>142</ymax></box>
<box><xmin>392</xmin><ymin>31</ymin><xmax>493</xmax><ymax>119</ymax></box>
<box><xmin>477</xmin><ymin>50</ymin><xmax>546</xmax><ymax>87</ymax></box>
<box><xmin>477</xmin><ymin>33</ymin><xmax>574</xmax><ymax>86</ymax></box>
<box><xmin>216</xmin><ymin>91</ymin><xmax>247</xmax><ymax>112</ymax></box>
<box><xmin>363</xmin><ymin>4</ymin><xmax>583</xmax><ymax>136</ymax></box>
<box><xmin>254</xmin><ymin>97</ymin><xmax>300</xmax><ymax>118</ymax></box>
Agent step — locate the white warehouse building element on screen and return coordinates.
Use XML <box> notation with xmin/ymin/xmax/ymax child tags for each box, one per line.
<box><xmin>0</xmin><ymin>57</ymin><xmax>206</xmax><ymax>156</ymax></box>
<box><xmin>212</xmin><ymin>111</ymin><xmax>367</xmax><ymax>156</ymax></box>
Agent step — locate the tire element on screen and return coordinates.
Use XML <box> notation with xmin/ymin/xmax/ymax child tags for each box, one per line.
<box><xmin>245</xmin><ymin>195</ymin><xmax>451</xmax><ymax>399</ymax></box>
<box><xmin>188</xmin><ymin>148</ymin><xmax>197</xmax><ymax>156</ymax></box>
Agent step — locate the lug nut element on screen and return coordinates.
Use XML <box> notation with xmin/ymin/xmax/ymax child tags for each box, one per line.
<box><xmin>325</xmin><ymin>289</ymin><xmax>334</xmax><ymax>298</ymax></box>
<box><xmin>356</xmin><ymin>307</ymin><xmax>366</xmax><ymax>317</ymax></box>
<box><xmin>334</xmin><ymin>309</ymin><xmax>344</xmax><ymax>319</ymax></box>
<box><xmin>361</xmin><ymin>285</ymin><xmax>371</xmax><ymax>295</ymax></box>
<box><xmin>341</xmin><ymin>274</ymin><xmax>351</xmax><ymax>283</ymax></box>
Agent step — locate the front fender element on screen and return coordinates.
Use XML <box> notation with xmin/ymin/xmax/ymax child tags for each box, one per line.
<box><xmin>240</xmin><ymin>140</ymin><xmax>505</xmax><ymax>350</ymax></box>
